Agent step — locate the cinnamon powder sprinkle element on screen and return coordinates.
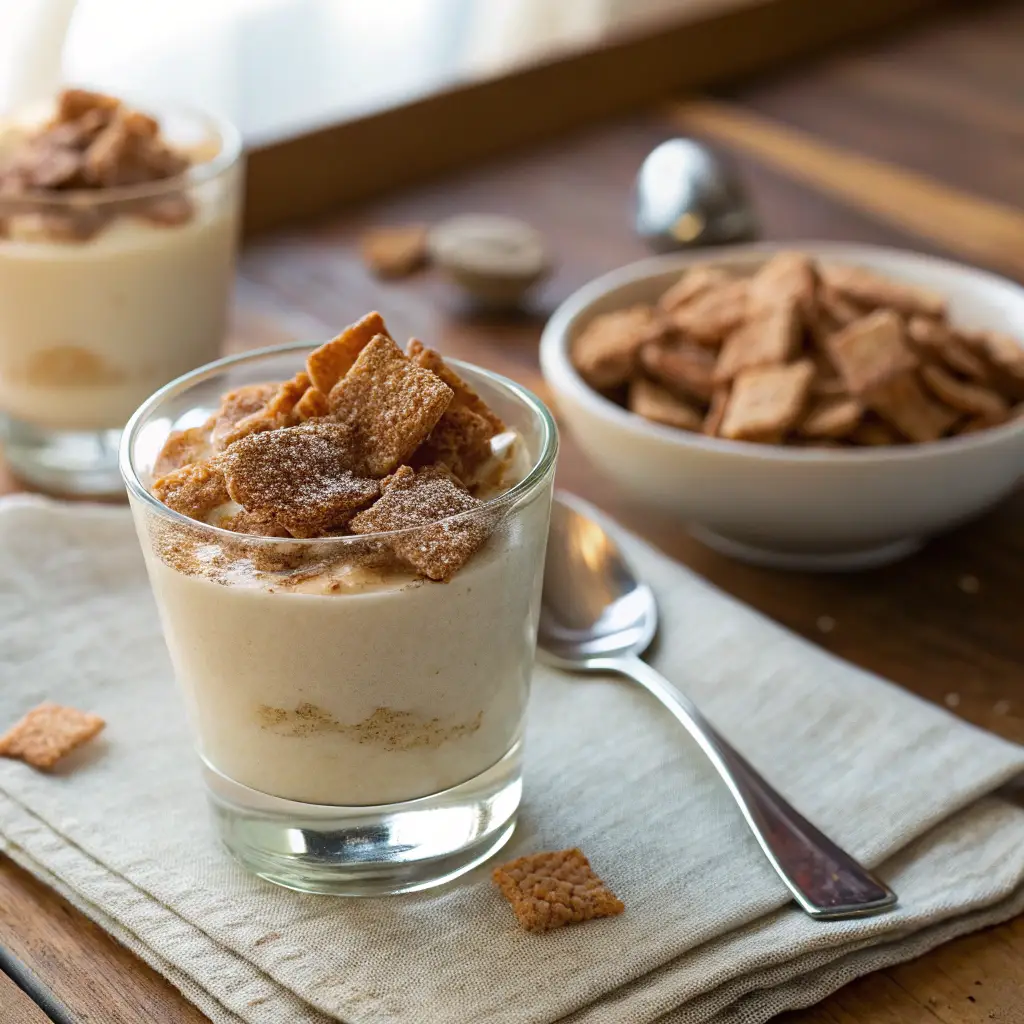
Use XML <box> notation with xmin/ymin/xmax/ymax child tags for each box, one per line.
<box><xmin>493</xmin><ymin>849</ymin><xmax>624</xmax><ymax>933</ymax></box>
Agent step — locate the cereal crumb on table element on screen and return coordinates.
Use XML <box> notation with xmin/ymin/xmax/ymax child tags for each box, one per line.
<box><xmin>493</xmin><ymin>848</ymin><xmax>624</xmax><ymax>933</ymax></box>
<box><xmin>0</xmin><ymin>702</ymin><xmax>105</xmax><ymax>770</ymax></box>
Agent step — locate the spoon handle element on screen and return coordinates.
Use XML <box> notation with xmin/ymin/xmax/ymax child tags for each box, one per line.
<box><xmin>607</xmin><ymin>654</ymin><xmax>897</xmax><ymax>920</ymax></box>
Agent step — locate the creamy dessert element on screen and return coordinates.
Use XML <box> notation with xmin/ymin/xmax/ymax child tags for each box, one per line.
<box><xmin>0</xmin><ymin>89</ymin><xmax>240</xmax><ymax>432</ymax></box>
<box><xmin>135</xmin><ymin>314</ymin><xmax>551</xmax><ymax>806</ymax></box>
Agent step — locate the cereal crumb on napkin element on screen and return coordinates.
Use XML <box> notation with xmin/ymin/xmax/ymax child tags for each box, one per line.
<box><xmin>0</xmin><ymin>702</ymin><xmax>105</xmax><ymax>769</ymax></box>
<box><xmin>493</xmin><ymin>848</ymin><xmax>624</xmax><ymax>932</ymax></box>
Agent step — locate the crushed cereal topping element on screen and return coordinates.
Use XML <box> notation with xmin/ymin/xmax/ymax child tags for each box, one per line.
<box><xmin>0</xmin><ymin>89</ymin><xmax>197</xmax><ymax>242</ymax></box>
<box><xmin>492</xmin><ymin>848</ymin><xmax>625</xmax><ymax>933</ymax></box>
<box><xmin>148</xmin><ymin>312</ymin><xmax>520</xmax><ymax>580</ymax></box>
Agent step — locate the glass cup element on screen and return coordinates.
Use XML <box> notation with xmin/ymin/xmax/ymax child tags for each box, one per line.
<box><xmin>120</xmin><ymin>344</ymin><xmax>558</xmax><ymax>895</ymax></box>
<box><xmin>0</xmin><ymin>103</ymin><xmax>243</xmax><ymax>496</ymax></box>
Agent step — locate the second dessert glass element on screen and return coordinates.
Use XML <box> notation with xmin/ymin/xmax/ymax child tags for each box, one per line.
<box><xmin>0</xmin><ymin>103</ymin><xmax>243</xmax><ymax>496</ymax></box>
<box><xmin>120</xmin><ymin>343</ymin><xmax>557</xmax><ymax>895</ymax></box>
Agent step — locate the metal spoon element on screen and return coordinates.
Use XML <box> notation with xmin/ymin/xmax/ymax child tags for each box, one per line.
<box><xmin>538</xmin><ymin>495</ymin><xmax>897</xmax><ymax>921</ymax></box>
<box><xmin>634</xmin><ymin>138</ymin><xmax>759</xmax><ymax>251</ymax></box>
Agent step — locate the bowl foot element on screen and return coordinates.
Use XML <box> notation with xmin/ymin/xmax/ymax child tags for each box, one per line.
<box><xmin>689</xmin><ymin>526</ymin><xmax>924</xmax><ymax>571</ymax></box>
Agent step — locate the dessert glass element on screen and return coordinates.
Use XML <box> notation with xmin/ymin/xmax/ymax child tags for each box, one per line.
<box><xmin>0</xmin><ymin>104</ymin><xmax>243</xmax><ymax>496</ymax></box>
<box><xmin>120</xmin><ymin>343</ymin><xmax>557</xmax><ymax>895</ymax></box>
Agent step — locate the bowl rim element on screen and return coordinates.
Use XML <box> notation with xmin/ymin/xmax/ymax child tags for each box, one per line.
<box><xmin>540</xmin><ymin>241</ymin><xmax>1024</xmax><ymax>465</ymax></box>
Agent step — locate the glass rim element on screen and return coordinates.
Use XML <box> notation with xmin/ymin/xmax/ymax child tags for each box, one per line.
<box><xmin>119</xmin><ymin>340</ymin><xmax>559</xmax><ymax>547</ymax></box>
<box><xmin>0</xmin><ymin>101</ymin><xmax>243</xmax><ymax>207</ymax></box>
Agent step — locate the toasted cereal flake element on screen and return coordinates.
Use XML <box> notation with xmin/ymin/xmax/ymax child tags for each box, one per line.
<box><xmin>218</xmin><ymin>372</ymin><xmax>310</xmax><ymax>447</ymax></box>
<box><xmin>222</xmin><ymin>423</ymin><xmax>379</xmax><ymax>536</ymax></box>
<box><xmin>713</xmin><ymin>300</ymin><xmax>800</xmax><ymax>384</ymax></box>
<box><xmin>492</xmin><ymin>848</ymin><xmax>624</xmax><ymax>933</ymax></box>
<box><xmin>0</xmin><ymin>702</ymin><xmax>105</xmax><ymax>770</ymax></box>
<box><xmin>413</xmin><ymin>404</ymin><xmax>496</xmax><ymax>485</ymax></box>
<box><xmin>210</xmin><ymin>383</ymin><xmax>277</xmax><ymax>445</ymax></box>
<box><xmin>638</xmin><ymin>341</ymin><xmax>716</xmax><ymax>402</ymax></box>
<box><xmin>572</xmin><ymin>306</ymin><xmax>660</xmax><ymax>390</ymax></box>
<box><xmin>822</xmin><ymin>264</ymin><xmax>946</xmax><ymax>318</ymax></box>
<box><xmin>56</xmin><ymin>88</ymin><xmax>120</xmax><ymax>124</ymax></box>
<box><xmin>406</xmin><ymin>340</ymin><xmax>505</xmax><ymax>432</ymax></box>
<box><xmin>152</xmin><ymin>461</ymin><xmax>230</xmax><ymax>519</ymax></box>
<box><xmin>293</xmin><ymin>386</ymin><xmax>330</xmax><ymax>421</ymax></box>
<box><xmin>907</xmin><ymin>317</ymin><xmax>991</xmax><ymax>383</ymax></box>
<box><xmin>349</xmin><ymin>466</ymin><xmax>489</xmax><ymax>581</ymax></box>
<box><xmin>826</xmin><ymin>311</ymin><xmax>918</xmax><ymax>396</ymax></box>
<box><xmin>747</xmin><ymin>252</ymin><xmax>818</xmax><ymax>320</ymax></box>
<box><xmin>306</xmin><ymin>312</ymin><xmax>388</xmax><ymax>395</ymax></box>
<box><xmin>920</xmin><ymin>364</ymin><xmax>1008</xmax><ymax>422</ymax></box>
<box><xmin>720</xmin><ymin>361</ymin><xmax>814</xmax><ymax>442</ymax></box>
<box><xmin>628</xmin><ymin>377</ymin><xmax>703</xmax><ymax>431</ymax></box>
<box><xmin>867</xmin><ymin>371</ymin><xmax>958</xmax><ymax>442</ymax></box>
<box><xmin>703</xmin><ymin>388</ymin><xmax>729</xmax><ymax>436</ymax></box>
<box><xmin>849</xmin><ymin>417</ymin><xmax>904</xmax><ymax>446</ymax></box>
<box><xmin>329</xmin><ymin>334</ymin><xmax>453</xmax><ymax>477</ymax></box>
<box><xmin>153</xmin><ymin>424</ymin><xmax>213</xmax><ymax>476</ymax></box>
<box><xmin>360</xmin><ymin>224</ymin><xmax>429</xmax><ymax>278</ymax></box>
<box><xmin>799</xmin><ymin>397</ymin><xmax>863</xmax><ymax>439</ymax></box>
<box><xmin>657</xmin><ymin>266</ymin><xmax>733</xmax><ymax>313</ymax></box>
<box><xmin>669</xmin><ymin>278</ymin><xmax>749</xmax><ymax>345</ymax></box>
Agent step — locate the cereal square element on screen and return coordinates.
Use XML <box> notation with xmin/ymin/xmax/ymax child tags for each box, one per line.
<box><xmin>153</xmin><ymin>424</ymin><xmax>213</xmax><ymax>476</ymax></box>
<box><xmin>413</xmin><ymin>404</ymin><xmax>497</xmax><ymax>485</ymax></box>
<box><xmin>222</xmin><ymin>423</ymin><xmax>379</xmax><ymax>536</ymax></box>
<box><xmin>703</xmin><ymin>388</ymin><xmax>729</xmax><ymax>436</ymax></box>
<box><xmin>920</xmin><ymin>363</ymin><xmax>1008</xmax><ymax>421</ymax></box>
<box><xmin>328</xmin><ymin>335</ymin><xmax>453</xmax><ymax>477</ymax></box>
<box><xmin>210</xmin><ymin>382</ymin><xmax>277</xmax><ymax>445</ymax></box>
<box><xmin>572</xmin><ymin>306</ymin><xmax>660</xmax><ymax>390</ymax></box>
<box><xmin>349</xmin><ymin>466</ymin><xmax>489</xmax><ymax>580</ymax></box>
<box><xmin>628</xmin><ymin>377</ymin><xmax>703</xmax><ymax>431</ymax></box>
<box><xmin>638</xmin><ymin>340</ymin><xmax>716</xmax><ymax>402</ymax></box>
<box><xmin>657</xmin><ymin>266</ymin><xmax>733</xmax><ymax>313</ymax></box>
<box><xmin>493</xmin><ymin>848</ymin><xmax>624</xmax><ymax>933</ymax></box>
<box><xmin>669</xmin><ymin>278</ymin><xmax>749</xmax><ymax>345</ymax></box>
<box><xmin>152</xmin><ymin>461</ymin><xmax>230</xmax><ymax>519</ymax></box>
<box><xmin>361</xmin><ymin>224</ymin><xmax>429</xmax><ymax>278</ymax></box>
<box><xmin>867</xmin><ymin>371</ymin><xmax>959</xmax><ymax>442</ymax></box>
<box><xmin>826</xmin><ymin>311</ymin><xmax>918</xmax><ymax>396</ymax></box>
<box><xmin>0</xmin><ymin>702</ymin><xmax>105</xmax><ymax>770</ymax></box>
<box><xmin>821</xmin><ymin>264</ymin><xmax>946</xmax><ymax>318</ymax></box>
<box><xmin>306</xmin><ymin>312</ymin><xmax>388</xmax><ymax>395</ymax></box>
<box><xmin>720</xmin><ymin>360</ymin><xmax>815</xmax><ymax>442</ymax></box>
<box><xmin>713</xmin><ymin>300</ymin><xmax>800</xmax><ymax>384</ymax></box>
<box><xmin>406</xmin><ymin>340</ymin><xmax>505</xmax><ymax>432</ymax></box>
<box><xmin>746</xmin><ymin>251</ymin><xmax>819</xmax><ymax>320</ymax></box>
<box><xmin>798</xmin><ymin>397</ymin><xmax>863</xmax><ymax>439</ymax></box>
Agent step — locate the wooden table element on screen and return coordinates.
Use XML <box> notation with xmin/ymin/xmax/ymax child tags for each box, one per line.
<box><xmin>3</xmin><ymin>3</ymin><xmax>1024</xmax><ymax>1021</ymax></box>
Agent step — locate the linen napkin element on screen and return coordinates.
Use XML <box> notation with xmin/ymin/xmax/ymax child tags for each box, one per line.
<box><xmin>2</xmin><ymin>494</ymin><xmax>1024</xmax><ymax>1024</ymax></box>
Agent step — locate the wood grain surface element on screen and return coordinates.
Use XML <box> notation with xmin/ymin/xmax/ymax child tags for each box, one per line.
<box><xmin>0</xmin><ymin>970</ymin><xmax>50</xmax><ymax>1024</ymax></box>
<box><xmin>3</xmin><ymin>2</ymin><xmax>1024</xmax><ymax>1022</ymax></box>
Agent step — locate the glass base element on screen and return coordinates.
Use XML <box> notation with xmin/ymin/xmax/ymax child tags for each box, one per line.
<box><xmin>203</xmin><ymin>741</ymin><xmax>523</xmax><ymax>896</ymax></box>
<box><xmin>1</xmin><ymin>416</ymin><xmax>123</xmax><ymax>497</ymax></box>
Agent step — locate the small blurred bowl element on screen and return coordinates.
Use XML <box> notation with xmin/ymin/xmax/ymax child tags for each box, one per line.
<box><xmin>539</xmin><ymin>242</ymin><xmax>1024</xmax><ymax>570</ymax></box>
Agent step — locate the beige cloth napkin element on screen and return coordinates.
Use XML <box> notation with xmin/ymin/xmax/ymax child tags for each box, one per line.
<box><xmin>2</xmin><ymin>495</ymin><xmax>1024</xmax><ymax>1024</ymax></box>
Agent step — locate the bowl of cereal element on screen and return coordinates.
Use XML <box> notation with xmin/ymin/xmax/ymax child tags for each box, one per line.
<box><xmin>540</xmin><ymin>243</ymin><xmax>1024</xmax><ymax>568</ymax></box>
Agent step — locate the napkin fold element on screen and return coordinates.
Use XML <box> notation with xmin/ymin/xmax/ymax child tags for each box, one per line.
<box><xmin>1</xmin><ymin>495</ymin><xmax>1023</xmax><ymax>1024</ymax></box>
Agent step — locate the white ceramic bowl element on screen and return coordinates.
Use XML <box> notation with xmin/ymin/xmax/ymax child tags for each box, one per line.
<box><xmin>540</xmin><ymin>242</ymin><xmax>1024</xmax><ymax>569</ymax></box>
